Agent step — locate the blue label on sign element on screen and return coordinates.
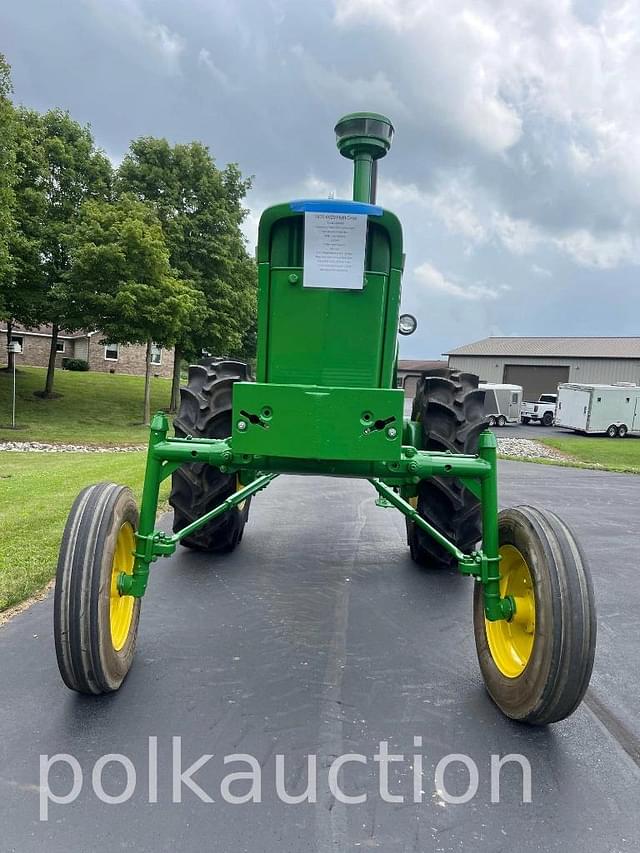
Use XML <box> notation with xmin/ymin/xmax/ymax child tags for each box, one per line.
<box><xmin>290</xmin><ymin>199</ymin><xmax>383</xmax><ymax>216</ymax></box>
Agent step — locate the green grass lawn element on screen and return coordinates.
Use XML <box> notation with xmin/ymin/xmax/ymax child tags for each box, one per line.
<box><xmin>0</xmin><ymin>451</ymin><xmax>171</xmax><ymax>611</ymax></box>
<box><xmin>539</xmin><ymin>435</ymin><xmax>640</xmax><ymax>473</ymax></box>
<box><xmin>0</xmin><ymin>366</ymin><xmax>173</xmax><ymax>446</ymax></box>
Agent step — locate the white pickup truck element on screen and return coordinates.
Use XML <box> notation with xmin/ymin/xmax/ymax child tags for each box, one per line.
<box><xmin>520</xmin><ymin>393</ymin><xmax>557</xmax><ymax>426</ymax></box>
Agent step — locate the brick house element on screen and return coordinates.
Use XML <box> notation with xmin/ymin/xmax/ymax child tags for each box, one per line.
<box><xmin>1</xmin><ymin>324</ymin><xmax>175</xmax><ymax>379</ymax></box>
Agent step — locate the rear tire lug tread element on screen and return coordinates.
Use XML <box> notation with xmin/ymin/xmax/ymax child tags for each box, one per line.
<box><xmin>408</xmin><ymin>368</ymin><xmax>485</xmax><ymax>570</ymax></box>
<box><xmin>169</xmin><ymin>359</ymin><xmax>251</xmax><ymax>553</ymax></box>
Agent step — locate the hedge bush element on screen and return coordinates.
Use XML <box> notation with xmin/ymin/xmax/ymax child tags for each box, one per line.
<box><xmin>63</xmin><ymin>358</ymin><xmax>90</xmax><ymax>372</ymax></box>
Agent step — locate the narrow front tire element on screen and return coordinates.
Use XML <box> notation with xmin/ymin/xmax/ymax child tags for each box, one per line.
<box><xmin>473</xmin><ymin>506</ymin><xmax>596</xmax><ymax>725</ymax></box>
<box><xmin>54</xmin><ymin>483</ymin><xmax>141</xmax><ymax>695</ymax></box>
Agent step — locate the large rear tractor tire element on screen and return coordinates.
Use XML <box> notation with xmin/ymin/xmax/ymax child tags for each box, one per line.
<box><xmin>169</xmin><ymin>358</ymin><xmax>251</xmax><ymax>552</ymax></box>
<box><xmin>473</xmin><ymin>506</ymin><xmax>596</xmax><ymax>724</ymax></box>
<box><xmin>54</xmin><ymin>482</ymin><xmax>140</xmax><ymax>694</ymax></box>
<box><xmin>407</xmin><ymin>368</ymin><xmax>488</xmax><ymax>569</ymax></box>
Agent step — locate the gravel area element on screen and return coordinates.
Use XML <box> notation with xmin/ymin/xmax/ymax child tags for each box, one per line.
<box><xmin>1</xmin><ymin>437</ymin><xmax>569</xmax><ymax>461</ymax></box>
<box><xmin>0</xmin><ymin>441</ymin><xmax>145</xmax><ymax>453</ymax></box>
<box><xmin>497</xmin><ymin>436</ymin><xmax>569</xmax><ymax>461</ymax></box>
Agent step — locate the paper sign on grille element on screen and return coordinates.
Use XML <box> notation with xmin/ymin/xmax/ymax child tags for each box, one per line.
<box><xmin>303</xmin><ymin>211</ymin><xmax>367</xmax><ymax>289</ymax></box>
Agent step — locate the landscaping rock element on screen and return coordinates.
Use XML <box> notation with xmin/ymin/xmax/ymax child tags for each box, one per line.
<box><xmin>1</xmin><ymin>437</ymin><xmax>570</xmax><ymax>460</ymax></box>
<box><xmin>0</xmin><ymin>441</ymin><xmax>145</xmax><ymax>453</ymax></box>
<box><xmin>497</xmin><ymin>437</ymin><xmax>569</xmax><ymax>461</ymax></box>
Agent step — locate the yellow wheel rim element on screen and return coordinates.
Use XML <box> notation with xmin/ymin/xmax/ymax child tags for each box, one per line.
<box><xmin>485</xmin><ymin>545</ymin><xmax>536</xmax><ymax>678</ymax></box>
<box><xmin>109</xmin><ymin>522</ymin><xmax>136</xmax><ymax>652</ymax></box>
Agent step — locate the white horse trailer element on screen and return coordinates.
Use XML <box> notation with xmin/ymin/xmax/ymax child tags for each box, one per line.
<box><xmin>479</xmin><ymin>383</ymin><xmax>523</xmax><ymax>427</ymax></box>
<box><xmin>556</xmin><ymin>383</ymin><xmax>640</xmax><ymax>438</ymax></box>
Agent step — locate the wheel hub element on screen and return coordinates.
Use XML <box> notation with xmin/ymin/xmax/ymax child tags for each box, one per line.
<box><xmin>485</xmin><ymin>544</ymin><xmax>535</xmax><ymax>678</ymax></box>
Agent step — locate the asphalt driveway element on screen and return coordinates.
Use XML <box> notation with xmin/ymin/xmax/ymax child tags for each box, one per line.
<box><xmin>1</xmin><ymin>461</ymin><xmax>639</xmax><ymax>852</ymax></box>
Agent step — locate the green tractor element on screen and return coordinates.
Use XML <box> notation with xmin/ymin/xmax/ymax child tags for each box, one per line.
<box><xmin>54</xmin><ymin>113</ymin><xmax>596</xmax><ymax>724</ymax></box>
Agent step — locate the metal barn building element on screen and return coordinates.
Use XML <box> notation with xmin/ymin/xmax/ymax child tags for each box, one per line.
<box><xmin>445</xmin><ymin>337</ymin><xmax>640</xmax><ymax>401</ymax></box>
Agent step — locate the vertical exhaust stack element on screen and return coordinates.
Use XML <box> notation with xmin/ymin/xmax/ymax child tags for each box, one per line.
<box><xmin>334</xmin><ymin>112</ymin><xmax>394</xmax><ymax>204</ymax></box>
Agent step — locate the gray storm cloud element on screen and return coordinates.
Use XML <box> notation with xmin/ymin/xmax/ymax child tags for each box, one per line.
<box><xmin>1</xmin><ymin>0</ymin><xmax>637</xmax><ymax>357</ymax></box>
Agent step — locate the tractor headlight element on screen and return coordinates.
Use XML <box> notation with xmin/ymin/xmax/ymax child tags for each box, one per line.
<box><xmin>398</xmin><ymin>314</ymin><xmax>417</xmax><ymax>336</ymax></box>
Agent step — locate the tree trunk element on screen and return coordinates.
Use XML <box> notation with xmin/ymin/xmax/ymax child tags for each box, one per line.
<box><xmin>44</xmin><ymin>323</ymin><xmax>59</xmax><ymax>396</ymax></box>
<box><xmin>169</xmin><ymin>345</ymin><xmax>182</xmax><ymax>413</ymax></box>
<box><xmin>6</xmin><ymin>319</ymin><xmax>13</xmax><ymax>371</ymax></box>
<box><xmin>143</xmin><ymin>338</ymin><xmax>153</xmax><ymax>426</ymax></box>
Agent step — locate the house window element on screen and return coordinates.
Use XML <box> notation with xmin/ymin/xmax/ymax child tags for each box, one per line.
<box><xmin>150</xmin><ymin>343</ymin><xmax>162</xmax><ymax>365</ymax></box>
<box><xmin>104</xmin><ymin>343</ymin><xmax>119</xmax><ymax>361</ymax></box>
<box><xmin>56</xmin><ymin>340</ymin><xmax>65</xmax><ymax>353</ymax></box>
<box><xmin>9</xmin><ymin>334</ymin><xmax>23</xmax><ymax>353</ymax></box>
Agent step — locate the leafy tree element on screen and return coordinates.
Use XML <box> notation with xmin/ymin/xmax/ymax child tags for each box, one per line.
<box><xmin>0</xmin><ymin>54</ymin><xmax>17</xmax><ymax>365</ymax></box>
<box><xmin>230</xmin><ymin>311</ymin><xmax>257</xmax><ymax>366</ymax></box>
<box><xmin>67</xmin><ymin>195</ymin><xmax>202</xmax><ymax>424</ymax></box>
<box><xmin>2</xmin><ymin>108</ymin><xmax>48</xmax><ymax>370</ymax></box>
<box><xmin>27</xmin><ymin>110</ymin><xmax>113</xmax><ymax>397</ymax></box>
<box><xmin>117</xmin><ymin>138</ymin><xmax>256</xmax><ymax>410</ymax></box>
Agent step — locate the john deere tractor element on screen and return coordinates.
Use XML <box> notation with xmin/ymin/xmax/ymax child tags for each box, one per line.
<box><xmin>54</xmin><ymin>113</ymin><xmax>596</xmax><ymax>724</ymax></box>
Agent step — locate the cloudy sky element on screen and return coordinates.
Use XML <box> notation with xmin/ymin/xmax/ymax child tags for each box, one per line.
<box><xmin>2</xmin><ymin>0</ymin><xmax>638</xmax><ymax>357</ymax></box>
